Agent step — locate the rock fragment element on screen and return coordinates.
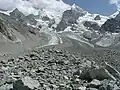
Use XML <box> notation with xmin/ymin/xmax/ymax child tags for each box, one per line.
<box><xmin>80</xmin><ymin>67</ymin><xmax>116</xmax><ymax>81</ymax></box>
<box><xmin>13</xmin><ymin>76</ymin><xmax>40</xmax><ymax>90</ymax></box>
<box><xmin>87</xmin><ymin>79</ymin><xmax>101</xmax><ymax>88</ymax></box>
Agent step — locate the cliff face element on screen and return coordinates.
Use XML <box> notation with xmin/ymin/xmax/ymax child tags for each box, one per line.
<box><xmin>0</xmin><ymin>11</ymin><xmax>51</xmax><ymax>57</ymax></box>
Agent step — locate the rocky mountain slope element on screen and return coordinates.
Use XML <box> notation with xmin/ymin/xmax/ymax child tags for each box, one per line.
<box><xmin>1</xmin><ymin>47</ymin><xmax>120</xmax><ymax>90</ymax></box>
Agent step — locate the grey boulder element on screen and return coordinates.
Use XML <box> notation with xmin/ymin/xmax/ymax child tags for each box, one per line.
<box><xmin>13</xmin><ymin>76</ymin><xmax>40</xmax><ymax>90</ymax></box>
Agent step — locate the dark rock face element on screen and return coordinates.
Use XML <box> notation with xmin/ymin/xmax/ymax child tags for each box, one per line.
<box><xmin>0</xmin><ymin>12</ymin><xmax>39</xmax><ymax>41</ymax></box>
<box><xmin>42</xmin><ymin>15</ymin><xmax>50</xmax><ymax>21</ymax></box>
<box><xmin>48</xmin><ymin>19</ymin><xmax>55</xmax><ymax>28</ymax></box>
<box><xmin>83</xmin><ymin>21</ymin><xmax>100</xmax><ymax>30</ymax></box>
<box><xmin>114</xmin><ymin>12</ymin><xmax>120</xmax><ymax>21</ymax></box>
<box><xmin>0</xmin><ymin>18</ymin><xmax>17</xmax><ymax>41</ymax></box>
<box><xmin>10</xmin><ymin>8</ymin><xmax>38</xmax><ymax>25</ymax></box>
<box><xmin>100</xmin><ymin>12</ymin><xmax>120</xmax><ymax>33</ymax></box>
<box><xmin>25</xmin><ymin>14</ymin><xmax>38</xmax><ymax>25</ymax></box>
<box><xmin>94</xmin><ymin>15</ymin><xmax>101</xmax><ymax>20</ymax></box>
<box><xmin>10</xmin><ymin>8</ymin><xmax>25</xmax><ymax>22</ymax></box>
<box><xmin>100</xmin><ymin>18</ymin><xmax>120</xmax><ymax>33</ymax></box>
<box><xmin>56</xmin><ymin>6</ymin><xmax>86</xmax><ymax>31</ymax></box>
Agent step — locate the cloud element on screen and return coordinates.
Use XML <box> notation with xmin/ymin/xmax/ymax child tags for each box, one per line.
<box><xmin>109</xmin><ymin>0</ymin><xmax>120</xmax><ymax>10</ymax></box>
<box><xmin>0</xmin><ymin>0</ymin><xmax>36</xmax><ymax>15</ymax></box>
<box><xmin>0</xmin><ymin>0</ymin><xmax>20</xmax><ymax>10</ymax></box>
<box><xmin>0</xmin><ymin>0</ymin><xmax>69</xmax><ymax>15</ymax></box>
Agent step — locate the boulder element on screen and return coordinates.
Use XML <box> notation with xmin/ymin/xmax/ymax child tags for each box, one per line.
<box><xmin>86</xmin><ymin>88</ymin><xmax>98</xmax><ymax>90</ymax></box>
<box><xmin>105</xmin><ymin>62</ymin><xmax>120</xmax><ymax>79</ymax></box>
<box><xmin>83</xmin><ymin>31</ymin><xmax>92</xmax><ymax>40</ymax></box>
<box><xmin>98</xmin><ymin>83</ymin><xmax>120</xmax><ymax>90</ymax></box>
<box><xmin>80</xmin><ymin>67</ymin><xmax>116</xmax><ymax>81</ymax></box>
<box><xmin>89</xmin><ymin>68</ymin><xmax>116</xmax><ymax>80</ymax></box>
<box><xmin>13</xmin><ymin>76</ymin><xmax>40</xmax><ymax>90</ymax></box>
<box><xmin>0</xmin><ymin>84</ymin><xmax>13</xmax><ymax>90</ymax></box>
<box><xmin>78</xmin><ymin>86</ymin><xmax>86</xmax><ymax>90</ymax></box>
<box><xmin>88</xmin><ymin>79</ymin><xmax>101</xmax><ymax>88</ymax></box>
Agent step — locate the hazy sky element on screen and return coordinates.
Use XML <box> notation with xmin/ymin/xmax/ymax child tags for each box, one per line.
<box><xmin>64</xmin><ymin>0</ymin><xmax>117</xmax><ymax>15</ymax></box>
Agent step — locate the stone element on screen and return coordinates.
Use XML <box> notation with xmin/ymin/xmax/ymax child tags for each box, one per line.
<box><xmin>78</xmin><ymin>86</ymin><xmax>86</xmax><ymax>90</ymax></box>
<box><xmin>0</xmin><ymin>60</ymin><xmax>8</xmax><ymax>64</ymax></box>
<box><xmin>88</xmin><ymin>79</ymin><xmax>101</xmax><ymax>88</ymax></box>
<box><xmin>98</xmin><ymin>80</ymin><xmax>120</xmax><ymax>90</ymax></box>
<box><xmin>4</xmin><ymin>76</ymin><xmax>14</xmax><ymax>84</ymax></box>
<box><xmin>80</xmin><ymin>67</ymin><xmax>116</xmax><ymax>81</ymax></box>
<box><xmin>99</xmin><ymin>84</ymin><xmax>114</xmax><ymax>90</ymax></box>
<box><xmin>83</xmin><ymin>31</ymin><xmax>92</xmax><ymax>40</ymax></box>
<box><xmin>105</xmin><ymin>62</ymin><xmax>120</xmax><ymax>79</ymax></box>
<box><xmin>81</xmin><ymin>60</ymin><xmax>93</xmax><ymax>68</ymax></box>
<box><xmin>13</xmin><ymin>80</ymin><xmax>30</xmax><ymax>90</ymax></box>
<box><xmin>113</xmin><ymin>84</ymin><xmax>120</xmax><ymax>90</ymax></box>
<box><xmin>0</xmin><ymin>84</ymin><xmax>13</xmax><ymax>90</ymax></box>
<box><xmin>22</xmin><ymin>76</ymin><xmax>40</xmax><ymax>89</ymax></box>
<box><xmin>13</xmin><ymin>76</ymin><xmax>40</xmax><ymax>90</ymax></box>
<box><xmin>73</xmin><ymin>70</ymin><xmax>82</xmax><ymax>76</ymax></box>
<box><xmin>98</xmin><ymin>86</ymin><xmax>106</xmax><ymax>90</ymax></box>
<box><xmin>64</xmin><ymin>76</ymin><xmax>69</xmax><ymax>80</ymax></box>
<box><xmin>18</xmin><ymin>56</ymin><xmax>24</xmax><ymax>60</ymax></box>
<box><xmin>89</xmin><ymin>68</ymin><xmax>116</xmax><ymax>80</ymax></box>
<box><xmin>87</xmin><ymin>88</ymin><xmax>98</xmax><ymax>90</ymax></box>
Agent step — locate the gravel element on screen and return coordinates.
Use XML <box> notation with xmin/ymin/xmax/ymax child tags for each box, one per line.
<box><xmin>0</xmin><ymin>47</ymin><xmax>120</xmax><ymax>90</ymax></box>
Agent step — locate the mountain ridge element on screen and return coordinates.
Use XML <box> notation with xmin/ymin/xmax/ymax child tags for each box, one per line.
<box><xmin>0</xmin><ymin>0</ymin><xmax>119</xmax><ymax>57</ymax></box>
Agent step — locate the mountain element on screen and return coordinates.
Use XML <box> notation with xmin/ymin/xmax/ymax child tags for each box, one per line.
<box><xmin>56</xmin><ymin>4</ymin><xmax>87</xmax><ymax>31</ymax></box>
<box><xmin>1</xmin><ymin>0</ymin><xmax>120</xmax><ymax>90</ymax></box>
<box><xmin>0</xmin><ymin>0</ymin><xmax>117</xmax><ymax>56</ymax></box>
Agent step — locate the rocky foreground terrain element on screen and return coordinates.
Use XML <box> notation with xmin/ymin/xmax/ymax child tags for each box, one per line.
<box><xmin>1</xmin><ymin>0</ymin><xmax>120</xmax><ymax>90</ymax></box>
<box><xmin>0</xmin><ymin>46</ymin><xmax>120</xmax><ymax>90</ymax></box>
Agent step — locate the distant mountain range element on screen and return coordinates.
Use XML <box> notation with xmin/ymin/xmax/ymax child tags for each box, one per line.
<box><xmin>0</xmin><ymin>0</ymin><xmax>120</xmax><ymax>58</ymax></box>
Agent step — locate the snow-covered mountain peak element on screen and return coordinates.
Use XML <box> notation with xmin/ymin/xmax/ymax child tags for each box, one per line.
<box><xmin>71</xmin><ymin>3</ymin><xmax>82</xmax><ymax>10</ymax></box>
<box><xmin>110</xmin><ymin>11</ymin><xmax>119</xmax><ymax>18</ymax></box>
<box><xmin>71</xmin><ymin>3</ymin><xmax>78</xmax><ymax>9</ymax></box>
<box><xmin>71</xmin><ymin>3</ymin><xmax>87</xmax><ymax>14</ymax></box>
<box><xmin>78</xmin><ymin>12</ymin><xmax>109</xmax><ymax>27</ymax></box>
